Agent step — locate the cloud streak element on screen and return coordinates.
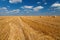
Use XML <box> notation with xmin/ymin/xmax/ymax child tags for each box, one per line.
<box><xmin>21</xmin><ymin>6</ymin><xmax>33</xmax><ymax>9</ymax></box>
<box><xmin>9</xmin><ymin>0</ymin><xmax>22</xmax><ymax>3</ymax></box>
<box><xmin>33</xmin><ymin>6</ymin><xmax>44</xmax><ymax>11</ymax></box>
<box><xmin>51</xmin><ymin>2</ymin><xmax>60</xmax><ymax>7</ymax></box>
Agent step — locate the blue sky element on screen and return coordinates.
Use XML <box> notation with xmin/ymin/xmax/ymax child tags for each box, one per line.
<box><xmin>0</xmin><ymin>0</ymin><xmax>60</xmax><ymax>16</ymax></box>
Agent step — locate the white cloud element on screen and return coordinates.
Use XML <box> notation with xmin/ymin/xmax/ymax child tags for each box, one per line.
<box><xmin>0</xmin><ymin>7</ymin><xmax>7</xmax><ymax>10</ymax></box>
<box><xmin>33</xmin><ymin>6</ymin><xmax>44</xmax><ymax>11</ymax></box>
<box><xmin>9</xmin><ymin>0</ymin><xmax>22</xmax><ymax>3</ymax></box>
<box><xmin>51</xmin><ymin>2</ymin><xmax>60</xmax><ymax>10</ymax></box>
<box><xmin>22</xmin><ymin>5</ymin><xmax>33</xmax><ymax>9</ymax></box>
<box><xmin>0</xmin><ymin>7</ymin><xmax>20</xmax><ymax>15</ymax></box>
<box><xmin>21</xmin><ymin>6</ymin><xmax>34</xmax><ymax>13</ymax></box>
<box><xmin>51</xmin><ymin>2</ymin><xmax>60</xmax><ymax>7</ymax></box>
<box><xmin>0</xmin><ymin>7</ymin><xmax>9</xmax><ymax>15</ymax></box>
<box><xmin>10</xmin><ymin>9</ymin><xmax>20</xmax><ymax>13</ymax></box>
<box><xmin>0</xmin><ymin>7</ymin><xmax>8</xmax><ymax>12</ymax></box>
<box><xmin>21</xmin><ymin>5</ymin><xmax>44</xmax><ymax>12</ymax></box>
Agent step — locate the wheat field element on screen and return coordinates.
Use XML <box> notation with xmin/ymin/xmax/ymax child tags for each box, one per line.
<box><xmin>0</xmin><ymin>16</ymin><xmax>60</xmax><ymax>40</ymax></box>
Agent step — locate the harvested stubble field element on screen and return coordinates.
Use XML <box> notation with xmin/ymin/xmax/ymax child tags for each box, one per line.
<box><xmin>0</xmin><ymin>16</ymin><xmax>60</xmax><ymax>40</ymax></box>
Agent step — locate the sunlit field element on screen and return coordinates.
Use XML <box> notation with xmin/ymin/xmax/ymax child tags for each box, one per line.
<box><xmin>0</xmin><ymin>16</ymin><xmax>60</xmax><ymax>40</ymax></box>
